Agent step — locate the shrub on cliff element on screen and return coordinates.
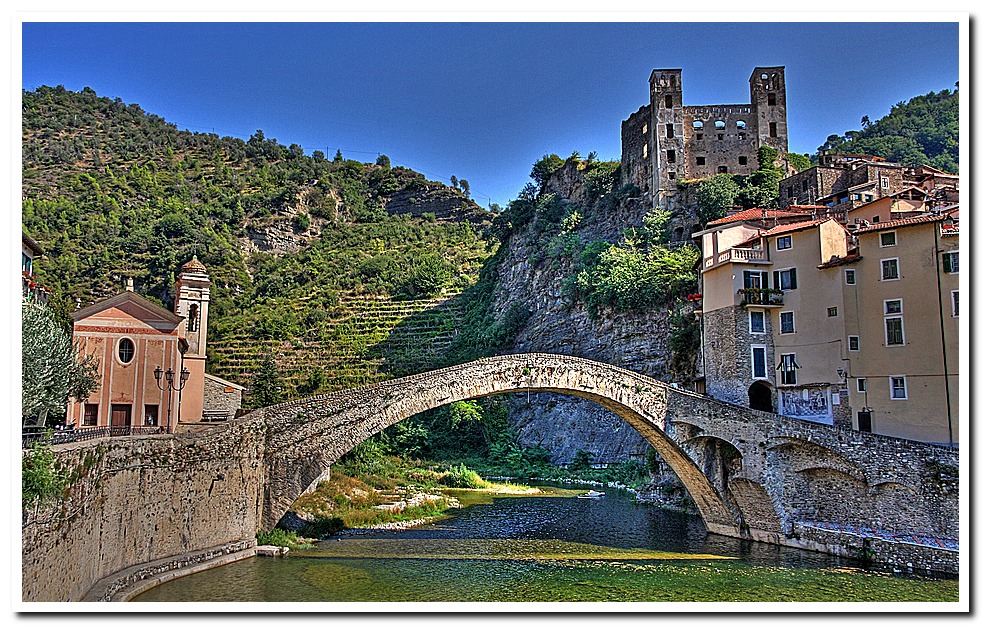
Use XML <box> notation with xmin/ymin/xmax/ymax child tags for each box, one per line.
<box><xmin>574</xmin><ymin>244</ymin><xmax>699</xmax><ymax>315</ymax></box>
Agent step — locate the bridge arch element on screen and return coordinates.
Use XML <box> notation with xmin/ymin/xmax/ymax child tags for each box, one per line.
<box><xmin>257</xmin><ymin>354</ymin><xmax>744</xmax><ymax>537</ymax></box>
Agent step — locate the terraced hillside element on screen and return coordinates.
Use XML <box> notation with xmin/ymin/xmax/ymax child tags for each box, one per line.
<box><xmin>209</xmin><ymin>292</ymin><xmax>467</xmax><ymax>394</ymax></box>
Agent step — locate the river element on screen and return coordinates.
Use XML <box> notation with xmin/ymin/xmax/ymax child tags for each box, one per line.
<box><xmin>133</xmin><ymin>484</ymin><xmax>957</xmax><ymax>603</ymax></box>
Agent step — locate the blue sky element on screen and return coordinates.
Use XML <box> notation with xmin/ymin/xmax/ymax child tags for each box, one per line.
<box><xmin>21</xmin><ymin>21</ymin><xmax>961</xmax><ymax>207</ymax></box>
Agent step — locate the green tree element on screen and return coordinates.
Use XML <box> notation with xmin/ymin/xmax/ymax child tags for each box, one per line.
<box><xmin>22</xmin><ymin>303</ymin><xmax>100</xmax><ymax>428</ymax></box>
<box><xmin>249</xmin><ymin>354</ymin><xmax>282</xmax><ymax>408</ymax></box>
<box><xmin>695</xmin><ymin>174</ymin><xmax>739</xmax><ymax>226</ymax></box>
<box><xmin>333</xmin><ymin>149</ymin><xmax>343</xmax><ymax>162</ymax></box>
<box><xmin>376</xmin><ymin>154</ymin><xmax>391</xmax><ymax>169</ymax></box>
<box><xmin>459</xmin><ymin>179</ymin><xmax>470</xmax><ymax>198</ymax></box>
<box><xmin>530</xmin><ymin>154</ymin><xmax>564</xmax><ymax>189</ymax></box>
<box><xmin>401</xmin><ymin>253</ymin><xmax>453</xmax><ymax>297</ymax></box>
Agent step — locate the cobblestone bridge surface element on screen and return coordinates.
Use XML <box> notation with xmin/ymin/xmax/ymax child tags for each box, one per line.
<box><xmin>24</xmin><ymin>353</ymin><xmax>959</xmax><ymax>601</ymax></box>
<box><xmin>255</xmin><ymin>353</ymin><xmax>959</xmax><ymax>544</ymax></box>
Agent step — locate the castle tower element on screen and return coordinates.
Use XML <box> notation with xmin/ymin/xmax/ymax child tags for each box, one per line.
<box><xmin>749</xmin><ymin>67</ymin><xmax>789</xmax><ymax>163</ymax></box>
<box><xmin>173</xmin><ymin>255</ymin><xmax>211</xmax><ymax>422</ymax></box>
<box><xmin>649</xmin><ymin>69</ymin><xmax>685</xmax><ymax>206</ymax></box>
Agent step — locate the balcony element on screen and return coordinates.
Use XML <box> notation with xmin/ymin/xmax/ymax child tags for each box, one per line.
<box><xmin>715</xmin><ymin>247</ymin><xmax>769</xmax><ymax>265</ymax></box>
<box><xmin>739</xmin><ymin>288</ymin><xmax>784</xmax><ymax>307</ymax></box>
<box><xmin>23</xmin><ymin>273</ymin><xmax>51</xmax><ymax>307</ymax></box>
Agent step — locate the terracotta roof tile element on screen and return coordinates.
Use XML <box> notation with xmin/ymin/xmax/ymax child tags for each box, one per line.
<box><xmin>706</xmin><ymin>207</ymin><xmax>813</xmax><ymax>227</ymax></box>
<box><xmin>852</xmin><ymin>213</ymin><xmax>947</xmax><ymax>234</ymax></box>
<box><xmin>817</xmin><ymin>252</ymin><xmax>863</xmax><ymax>269</ymax></box>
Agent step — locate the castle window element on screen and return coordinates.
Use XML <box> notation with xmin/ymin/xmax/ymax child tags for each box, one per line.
<box><xmin>717</xmin><ymin>134</ymin><xmax>724</xmax><ymax>140</ymax></box>
<box><xmin>664</xmin><ymin>95</ymin><xmax>673</xmax><ymax>108</ymax></box>
<box><xmin>666</xmin><ymin>124</ymin><xmax>674</xmax><ymax>138</ymax></box>
<box><xmin>769</xmin><ymin>122</ymin><xmax>778</xmax><ymax>137</ymax></box>
<box><xmin>768</xmin><ymin>93</ymin><xmax>777</xmax><ymax>106</ymax></box>
<box><xmin>739</xmin><ymin>156</ymin><xmax>748</xmax><ymax>166</ymax></box>
<box><xmin>642</xmin><ymin>123</ymin><xmax>648</xmax><ymax>134</ymax></box>
<box><xmin>693</xmin><ymin>120</ymin><xmax>704</xmax><ymax>130</ymax></box>
<box><xmin>761</xmin><ymin>73</ymin><xmax>769</xmax><ymax>80</ymax></box>
<box><xmin>643</xmin><ymin>144</ymin><xmax>648</xmax><ymax>159</ymax></box>
<box><xmin>739</xmin><ymin>133</ymin><xmax>747</xmax><ymax>140</ymax></box>
<box><xmin>696</xmin><ymin>133</ymin><xmax>704</xmax><ymax>140</ymax></box>
<box><xmin>736</xmin><ymin>120</ymin><xmax>747</xmax><ymax>130</ymax></box>
<box><xmin>718</xmin><ymin>166</ymin><xmax>728</xmax><ymax>174</ymax></box>
<box><xmin>117</xmin><ymin>337</ymin><xmax>135</xmax><ymax>364</ymax></box>
<box><xmin>666</xmin><ymin>150</ymin><xmax>676</xmax><ymax>164</ymax></box>
<box><xmin>696</xmin><ymin>156</ymin><xmax>706</xmax><ymax>166</ymax></box>
<box><xmin>667</xmin><ymin>171</ymin><xmax>676</xmax><ymax>180</ymax></box>
<box><xmin>715</xmin><ymin>120</ymin><xmax>725</xmax><ymax>130</ymax></box>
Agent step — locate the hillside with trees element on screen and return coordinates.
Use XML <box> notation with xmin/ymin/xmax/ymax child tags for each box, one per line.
<box><xmin>22</xmin><ymin>85</ymin><xmax>494</xmax><ymax>399</ymax></box>
<box><xmin>814</xmin><ymin>88</ymin><xmax>959</xmax><ymax>172</ymax></box>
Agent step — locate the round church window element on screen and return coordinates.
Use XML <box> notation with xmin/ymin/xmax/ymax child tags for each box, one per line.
<box><xmin>118</xmin><ymin>337</ymin><xmax>135</xmax><ymax>364</ymax></box>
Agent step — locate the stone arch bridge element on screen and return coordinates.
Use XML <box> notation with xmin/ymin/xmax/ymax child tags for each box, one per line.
<box><xmin>256</xmin><ymin>353</ymin><xmax>958</xmax><ymax>543</ymax></box>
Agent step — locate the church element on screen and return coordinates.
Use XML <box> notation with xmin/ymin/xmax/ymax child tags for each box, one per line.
<box><xmin>66</xmin><ymin>256</ymin><xmax>244</xmax><ymax>432</ymax></box>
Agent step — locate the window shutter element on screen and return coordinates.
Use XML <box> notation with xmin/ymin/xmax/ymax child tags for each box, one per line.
<box><xmin>789</xmin><ymin>268</ymin><xmax>797</xmax><ymax>289</ymax></box>
<box><xmin>744</xmin><ymin>271</ymin><xmax>752</xmax><ymax>289</ymax></box>
<box><xmin>773</xmin><ymin>271</ymin><xmax>779</xmax><ymax>289</ymax></box>
<box><xmin>762</xmin><ymin>272</ymin><xmax>769</xmax><ymax>289</ymax></box>
<box><xmin>943</xmin><ymin>254</ymin><xmax>952</xmax><ymax>273</ymax></box>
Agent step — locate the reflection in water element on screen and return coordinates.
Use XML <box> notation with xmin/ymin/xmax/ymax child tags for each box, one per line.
<box><xmin>133</xmin><ymin>486</ymin><xmax>958</xmax><ymax>602</ymax></box>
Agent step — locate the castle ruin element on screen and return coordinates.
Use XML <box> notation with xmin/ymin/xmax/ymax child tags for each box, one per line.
<box><xmin>621</xmin><ymin>67</ymin><xmax>789</xmax><ymax>210</ymax></box>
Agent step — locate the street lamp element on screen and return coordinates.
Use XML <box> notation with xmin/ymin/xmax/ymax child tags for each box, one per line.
<box><xmin>155</xmin><ymin>361</ymin><xmax>190</xmax><ymax>431</ymax></box>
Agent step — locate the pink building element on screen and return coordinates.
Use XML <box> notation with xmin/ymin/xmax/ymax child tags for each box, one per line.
<box><xmin>66</xmin><ymin>257</ymin><xmax>240</xmax><ymax>432</ymax></box>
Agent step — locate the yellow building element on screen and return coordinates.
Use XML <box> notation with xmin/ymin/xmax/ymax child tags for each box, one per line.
<box><xmin>696</xmin><ymin>206</ymin><xmax>959</xmax><ymax>446</ymax></box>
<box><xmin>843</xmin><ymin>212</ymin><xmax>959</xmax><ymax>446</ymax></box>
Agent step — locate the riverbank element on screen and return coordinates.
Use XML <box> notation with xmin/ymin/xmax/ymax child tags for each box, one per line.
<box><xmin>281</xmin><ymin>457</ymin><xmax>545</xmax><ymax>538</ymax></box>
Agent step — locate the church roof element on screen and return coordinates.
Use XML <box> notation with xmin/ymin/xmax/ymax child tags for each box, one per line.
<box><xmin>180</xmin><ymin>255</ymin><xmax>207</xmax><ymax>274</ymax></box>
<box><xmin>71</xmin><ymin>290</ymin><xmax>185</xmax><ymax>325</ymax></box>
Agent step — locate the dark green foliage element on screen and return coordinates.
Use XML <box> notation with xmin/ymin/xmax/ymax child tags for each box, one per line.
<box><xmin>249</xmin><ymin>355</ymin><xmax>282</xmax><ymax>408</ymax></box>
<box><xmin>737</xmin><ymin>147</ymin><xmax>782</xmax><ymax>209</ymax></box>
<box><xmin>570</xmin><ymin>449</ymin><xmax>594</xmax><ymax>471</ymax></box>
<box><xmin>296</xmin><ymin>516</ymin><xmax>346</xmax><ymax>538</ymax></box>
<box><xmin>695</xmin><ymin>174</ymin><xmax>739</xmax><ymax>226</ymax></box>
<box><xmin>582</xmin><ymin>161</ymin><xmax>619</xmax><ymax>201</ymax></box>
<box><xmin>668</xmin><ymin>304</ymin><xmax>700</xmax><ymax>383</ymax></box>
<box><xmin>574</xmin><ymin>244</ymin><xmax>700</xmax><ymax>315</ymax></box>
<box><xmin>786</xmin><ymin>152</ymin><xmax>813</xmax><ymax>172</ymax></box>
<box><xmin>438</xmin><ymin>464</ymin><xmax>487</xmax><ymax>488</ymax></box>
<box><xmin>293</xmin><ymin>212</ymin><xmax>311</xmax><ymax>232</ymax></box>
<box><xmin>816</xmin><ymin>89</ymin><xmax>958</xmax><ymax>172</ymax></box>
<box><xmin>22</xmin><ymin>438</ymin><xmax>68</xmax><ymax>505</ymax></box>
<box><xmin>400</xmin><ymin>253</ymin><xmax>453</xmax><ymax>297</ymax></box>
<box><xmin>530</xmin><ymin>154</ymin><xmax>564</xmax><ymax>189</ymax></box>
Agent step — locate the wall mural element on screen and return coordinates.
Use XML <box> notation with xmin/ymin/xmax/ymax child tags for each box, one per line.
<box><xmin>779</xmin><ymin>387</ymin><xmax>832</xmax><ymax>424</ymax></box>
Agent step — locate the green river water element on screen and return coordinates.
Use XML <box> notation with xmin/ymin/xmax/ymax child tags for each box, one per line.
<box><xmin>133</xmin><ymin>485</ymin><xmax>958</xmax><ymax>603</ymax></box>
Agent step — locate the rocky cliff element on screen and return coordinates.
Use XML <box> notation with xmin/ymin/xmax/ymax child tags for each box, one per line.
<box><xmin>490</xmin><ymin>160</ymin><xmax>700</xmax><ymax>465</ymax></box>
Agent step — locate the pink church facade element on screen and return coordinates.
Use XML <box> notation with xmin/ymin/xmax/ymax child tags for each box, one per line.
<box><xmin>66</xmin><ymin>257</ymin><xmax>238</xmax><ymax>433</ymax></box>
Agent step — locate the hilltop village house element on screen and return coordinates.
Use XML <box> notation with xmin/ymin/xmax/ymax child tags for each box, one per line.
<box><xmin>66</xmin><ymin>257</ymin><xmax>244</xmax><ymax>432</ymax></box>
<box><xmin>693</xmin><ymin>194</ymin><xmax>959</xmax><ymax>447</ymax></box>
<box><xmin>621</xmin><ymin>66</ymin><xmax>790</xmax><ymax>211</ymax></box>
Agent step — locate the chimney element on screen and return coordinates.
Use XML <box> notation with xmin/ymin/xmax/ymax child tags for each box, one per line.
<box><xmin>125</xmin><ymin>277</ymin><xmax>134</xmax><ymax>292</ymax></box>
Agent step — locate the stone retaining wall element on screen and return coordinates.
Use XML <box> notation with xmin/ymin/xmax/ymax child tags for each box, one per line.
<box><xmin>790</xmin><ymin>524</ymin><xmax>958</xmax><ymax>576</ymax></box>
<box><xmin>22</xmin><ymin>418</ymin><xmax>265</xmax><ymax>602</ymax></box>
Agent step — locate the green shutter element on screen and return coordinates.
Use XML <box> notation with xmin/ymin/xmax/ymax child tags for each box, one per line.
<box><xmin>943</xmin><ymin>253</ymin><xmax>952</xmax><ymax>273</ymax></box>
<box><xmin>789</xmin><ymin>268</ymin><xmax>797</xmax><ymax>289</ymax></box>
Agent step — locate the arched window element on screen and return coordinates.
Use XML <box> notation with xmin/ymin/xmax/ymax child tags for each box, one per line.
<box><xmin>118</xmin><ymin>338</ymin><xmax>135</xmax><ymax>364</ymax></box>
<box><xmin>736</xmin><ymin>120</ymin><xmax>747</xmax><ymax>130</ymax></box>
<box><xmin>715</xmin><ymin>120</ymin><xmax>726</xmax><ymax>130</ymax></box>
<box><xmin>188</xmin><ymin>303</ymin><xmax>199</xmax><ymax>332</ymax></box>
<box><xmin>693</xmin><ymin>120</ymin><xmax>704</xmax><ymax>130</ymax></box>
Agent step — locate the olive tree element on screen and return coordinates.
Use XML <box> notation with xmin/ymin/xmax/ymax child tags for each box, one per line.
<box><xmin>22</xmin><ymin>304</ymin><xmax>99</xmax><ymax>428</ymax></box>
